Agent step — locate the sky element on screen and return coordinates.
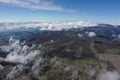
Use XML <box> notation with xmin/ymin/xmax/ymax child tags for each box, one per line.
<box><xmin>0</xmin><ymin>0</ymin><xmax>120</xmax><ymax>23</ymax></box>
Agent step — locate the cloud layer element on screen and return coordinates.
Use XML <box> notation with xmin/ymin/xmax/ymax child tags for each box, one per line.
<box><xmin>0</xmin><ymin>36</ymin><xmax>41</xmax><ymax>64</ymax></box>
<box><xmin>0</xmin><ymin>21</ymin><xmax>97</xmax><ymax>31</ymax></box>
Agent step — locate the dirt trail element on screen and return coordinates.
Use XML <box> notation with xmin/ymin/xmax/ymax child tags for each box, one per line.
<box><xmin>90</xmin><ymin>41</ymin><xmax>98</xmax><ymax>54</ymax></box>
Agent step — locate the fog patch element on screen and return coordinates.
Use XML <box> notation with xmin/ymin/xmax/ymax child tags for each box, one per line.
<box><xmin>6</xmin><ymin>64</ymin><xmax>25</xmax><ymax>80</ymax></box>
<box><xmin>97</xmin><ymin>70</ymin><xmax>120</xmax><ymax>80</ymax></box>
<box><xmin>88</xmin><ymin>69</ymin><xmax>96</xmax><ymax>77</ymax></box>
<box><xmin>0</xmin><ymin>64</ymin><xmax>4</xmax><ymax>70</ymax></box>
<box><xmin>0</xmin><ymin>37</ymin><xmax>61</xmax><ymax>80</ymax></box>
<box><xmin>0</xmin><ymin>36</ymin><xmax>41</xmax><ymax>64</ymax></box>
<box><xmin>88</xmin><ymin>32</ymin><xmax>96</xmax><ymax>37</ymax></box>
<box><xmin>31</xmin><ymin>57</ymin><xmax>43</xmax><ymax>75</ymax></box>
<box><xmin>78</xmin><ymin>33</ymin><xmax>83</xmax><ymax>37</ymax></box>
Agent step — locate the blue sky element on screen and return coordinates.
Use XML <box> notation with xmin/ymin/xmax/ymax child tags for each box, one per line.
<box><xmin>0</xmin><ymin>0</ymin><xmax>120</xmax><ymax>23</ymax></box>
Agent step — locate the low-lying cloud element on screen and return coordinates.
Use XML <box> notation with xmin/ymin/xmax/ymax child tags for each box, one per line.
<box><xmin>87</xmin><ymin>32</ymin><xmax>96</xmax><ymax>37</ymax></box>
<box><xmin>0</xmin><ymin>21</ymin><xmax>97</xmax><ymax>31</ymax></box>
<box><xmin>0</xmin><ymin>36</ymin><xmax>41</xmax><ymax>64</ymax></box>
<box><xmin>97</xmin><ymin>70</ymin><xmax>120</xmax><ymax>80</ymax></box>
<box><xmin>0</xmin><ymin>64</ymin><xmax>4</xmax><ymax>70</ymax></box>
<box><xmin>6</xmin><ymin>64</ymin><xmax>25</xmax><ymax>80</ymax></box>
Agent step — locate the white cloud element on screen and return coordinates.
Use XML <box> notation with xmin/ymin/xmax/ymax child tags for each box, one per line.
<box><xmin>0</xmin><ymin>64</ymin><xmax>4</xmax><ymax>70</ymax></box>
<box><xmin>0</xmin><ymin>21</ymin><xmax>97</xmax><ymax>31</ymax></box>
<box><xmin>78</xmin><ymin>33</ymin><xmax>83</xmax><ymax>37</ymax></box>
<box><xmin>6</xmin><ymin>64</ymin><xmax>25</xmax><ymax>80</ymax></box>
<box><xmin>0</xmin><ymin>37</ymin><xmax>41</xmax><ymax>64</ymax></box>
<box><xmin>0</xmin><ymin>0</ymin><xmax>72</xmax><ymax>11</ymax></box>
<box><xmin>88</xmin><ymin>32</ymin><xmax>96</xmax><ymax>37</ymax></box>
<box><xmin>97</xmin><ymin>70</ymin><xmax>120</xmax><ymax>80</ymax></box>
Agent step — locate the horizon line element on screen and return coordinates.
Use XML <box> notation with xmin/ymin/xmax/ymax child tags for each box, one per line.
<box><xmin>0</xmin><ymin>20</ymin><xmax>120</xmax><ymax>25</ymax></box>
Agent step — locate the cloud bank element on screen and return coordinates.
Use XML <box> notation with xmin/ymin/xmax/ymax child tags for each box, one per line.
<box><xmin>97</xmin><ymin>70</ymin><xmax>120</xmax><ymax>80</ymax></box>
<box><xmin>0</xmin><ymin>21</ymin><xmax>97</xmax><ymax>31</ymax></box>
<box><xmin>0</xmin><ymin>36</ymin><xmax>41</xmax><ymax>64</ymax></box>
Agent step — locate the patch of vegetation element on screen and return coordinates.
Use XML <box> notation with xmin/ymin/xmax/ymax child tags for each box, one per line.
<box><xmin>46</xmin><ymin>67</ymin><xmax>72</xmax><ymax>80</ymax></box>
<box><xmin>105</xmin><ymin>48</ymin><xmax>120</xmax><ymax>54</ymax></box>
<box><xmin>58</xmin><ymin>57</ymin><xmax>97</xmax><ymax>72</ymax></box>
<box><xmin>35</xmin><ymin>57</ymin><xmax>97</xmax><ymax>80</ymax></box>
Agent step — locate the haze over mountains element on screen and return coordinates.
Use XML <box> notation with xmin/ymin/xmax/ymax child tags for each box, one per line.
<box><xmin>0</xmin><ymin>21</ymin><xmax>120</xmax><ymax>80</ymax></box>
<box><xmin>1</xmin><ymin>0</ymin><xmax>120</xmax><ymax>80</ymax></box>
<box><xmin>0</xmin><ymin>21</ymin><xmax>120</xmax><ymax>40</ymax></box>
